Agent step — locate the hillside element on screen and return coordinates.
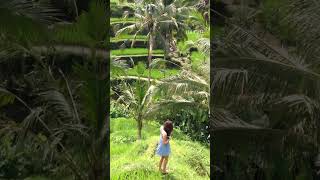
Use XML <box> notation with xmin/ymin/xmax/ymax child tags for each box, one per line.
<box><xmin>110</xmin><ymin>118</ymin><xmax>210</xmax><ymax>179</ymax></box>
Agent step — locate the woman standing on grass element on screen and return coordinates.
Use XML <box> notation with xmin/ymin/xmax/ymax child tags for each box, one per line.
<box><xmin>156</xmin><ymin>120</ymin><xmax>173</xmax><ymax>174</ymax></box>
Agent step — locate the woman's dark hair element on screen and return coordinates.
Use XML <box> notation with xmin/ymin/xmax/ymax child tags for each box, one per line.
<box><xmin>163</xmin><ymin>120</ymin><xmax>173</xmax><ymax>136</ymax></box>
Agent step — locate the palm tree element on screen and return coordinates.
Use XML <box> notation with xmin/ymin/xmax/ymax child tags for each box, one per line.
<box><xmin>211</xmin><ymin>0</ymin><xmax>320</xmax><ymax>177</ymax></box>
<box><xmin>117</xmin><ymin>62</ymin><xmax>156</xmax><ymax>139</ymax></box>
<box><xmin>115</xmin><ymin>0</ymin><xmax>192</xmax><ymax>84</ymax></box>
<box><xmin>116</xmin><ymin>64</ymin><xmax>209</xmax><ymax>140</ymax></box>
<box><xmin>149</xmin><ymin>69</ymin><xmax>209</xmax><ymax>112</ymax></box>
<box><xmin>47</xmin><ymin>1</ymin><xmax>109</xmax><ymax>179</ymax></box>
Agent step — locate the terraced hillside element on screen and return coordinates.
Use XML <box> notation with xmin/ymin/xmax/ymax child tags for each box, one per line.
<box><xmin>110</xmin><ymin>0</ymin><xmax>184</xmax><ymax>80</ymax></box>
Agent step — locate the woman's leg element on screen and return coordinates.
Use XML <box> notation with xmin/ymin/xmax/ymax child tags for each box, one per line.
<box><xmin>162</xmin><ymin>156</ymin><xmax>169</xmax><ymax>173</ymax></box>
<box><xmin>159</xmin><ymin>156</ymin><xmax>164</xmax><ymax>171</ymax></box>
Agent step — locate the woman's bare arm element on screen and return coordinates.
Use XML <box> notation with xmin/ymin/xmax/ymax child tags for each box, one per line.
<box><xmin>160</xmin><ymin>126</ymin><xmax>165</xmax><ymax>134</ymax></box>
<box><xmin>160</xmin><ymin>126</ymin><xmax>169</xmax><ymax>144</ymax></box>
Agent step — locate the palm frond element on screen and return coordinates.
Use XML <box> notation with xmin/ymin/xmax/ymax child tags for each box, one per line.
<box><xmin>19</xmin><ymin>107</ymin><xmax>43</xmax><ymax>138</ymax></box>
<box><xmin>196</xmin><ymin>37</ymin><xmax>210</xmax><ymax>56</ymax></box>
<box><xmin>212</xmin><ymin>68</ymin><xmax>248</xmax><ymax>95</ymax></box>
<box><xmin>111</xmin><ymin>59</ymin><xmax>128</xmax><ymax>78</ymax></box>
<box><xmin>283</xmin><ymin>0</ymin><xmax>320</xmax><ymax>61</ymax></box>
<box><xmin>211</xmin><ymin>108</ymin><xmax>261</xmax><ymax>130</ymax></box>
<box><xmin>275</xmin><ymin>94</ymin><xmax>320</xmax><ymax>118</ymax></box>
<box><xmin>54</xmin><ymin>1</ymin><xmax>107</xmax><ymax>46</ymax></box>
<box><xmin>145</xmin><ymin>98</ymin><xmax>206</xmax><ymax>119</ymax></box>
<box><xmin>141</xmin><ymin>85</ymin><xmax>156</xmax><ymax>107</ymax></box>
<box><xmin>0</xmin><ymin>0</ymin><xmax>62</xmax><ymax>24</ymax></box>
<box><xmin>0</xmin><ymin>8</ymin><xmax>51</xmax><ymax>59</ymax></box>
<box><xmin>188</xmin><ymin>9</ymin><xmax>208</xmax><ymax>29</ymax></box>
<box><xmin>0</xmin><ymin>87</ymin><xmax>15</xmax><ymax>107</ymax></box>
<box><xmin>115</xmin><ymin>23</ymin><xmax>144</xmax><ymax>37</ymax></box>
<box><xmin>158</xmin><ymin>70</ymin><xmax>209</xmax><ymax>93</ymax></box>
<box><xmin>75</xmin><ymin>64</ymin><xmax>108</xmax><ymax>134</ymax></box>
<box><xmin>38</xmin><ymin>90</ymin><xmax>75</xmax><ymax>122</ymax></box>
<box><xmin>215</xmin><ymin>56</ymin><xmax>320</xmax><ymax>82</ymax></box>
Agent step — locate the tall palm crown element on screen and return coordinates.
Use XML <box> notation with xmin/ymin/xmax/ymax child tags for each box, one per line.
<box><xmin>212</xmin><ymin>0</ymin><xmax>320</xmax><ymax>177</ymax></box>
<box><xmin>115</xmin><ymin>0</ymin><xmax>193</xmax><ymax>83</ymax></box>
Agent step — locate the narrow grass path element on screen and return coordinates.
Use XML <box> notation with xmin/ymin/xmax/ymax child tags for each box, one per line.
<box><xmin>111</xmin><ymin>118</ymin><xmax>210</xmax><ymax>180</ymax></box>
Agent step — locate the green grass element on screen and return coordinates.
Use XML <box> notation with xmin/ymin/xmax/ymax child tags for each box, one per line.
<box><xmin>111</xmin><ymin>34</ymin><xmax>148</xmax><ymax>42</ymax></box>
<box><xmin>186</xmin><ymin>31</ymin><xmax>202</xmax><ymax>42</ymax></box>
<box><xmin>111</xmin><ymin>48</ymin><xmax>164</xmax><ymax>58</ymax></box>
<box><xmin>111</xmin><ymin>118</ymin><xmax>210</xmax><ymax>180</ymax></box>
<box><xmin>190</xmin><ymin>52</ymin><xmax>207</xmax><ymax>68</ymax></box>
<box><xmin>126</xmin><ymin>67</ymin><xmax>180</xmax><ymax>79</ymax></box>
<box><xmin>111</xmin><ymin>17</ymin><xmax>137</xmax><ymax>24</ymax></box>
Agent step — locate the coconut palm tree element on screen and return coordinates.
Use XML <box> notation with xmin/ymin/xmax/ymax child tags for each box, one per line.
<box><xmin>211</xmin><ymin>0</ymin><xmax>320</xmax><ymax>178</ymax></box>
<box><xmin>212</xmin><ymin>0</ymin><xmax>320</xmax><ymax>139</ymax></box>
<box><xmin>114</xmin><ymin>0</ymin><xmax>192</xmax><ymax>84</ymax></box>
<box><xmin>116</xmin><ymin>63</ymin><xmax>209</xmax><ymax>140</ymax></box>
<box><xmin>117</xmin><ymin>62</ymin><xmax>156</xmax><ymax>139</ymax></box>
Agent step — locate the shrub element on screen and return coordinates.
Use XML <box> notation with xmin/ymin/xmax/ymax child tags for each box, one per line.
<box><xmin>112</xmin><ymin>135</ymin><xmax>136</xmax><ymax>144</ymax></box>
<box><xmin>110</xmin><ymin>101</ymin><xmax>130</xmax><ymax>118</ymax></box>
<box><xmin>155</xmin><ymin>109</ymin><xmax>209</xmax><ymax>144</ymax></box>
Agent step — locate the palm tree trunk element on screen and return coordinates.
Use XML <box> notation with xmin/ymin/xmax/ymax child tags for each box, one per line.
<box><xmin>137</xmin><ymin>117</ymin><xmax>143</xmax><ymax>139</ymax></box>
<box><xmin>147</xmin><ymin>33</ymin><xmax>154</xmax><ymax>85</ymax></box>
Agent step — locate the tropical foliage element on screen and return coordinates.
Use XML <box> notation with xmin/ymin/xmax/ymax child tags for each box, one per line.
<box><xmin>212</xmin><ymin>0</ymin><xmax>320</xmax><ymax>179</ymax></box>
<box><xmin>0</xmin><ymin>1</ymin><xmax>108</xmax><ymax>179</ymax></box>
<box><xmin>111</xmin><ymin>0</ymin><xmax>210</xmax><ymax>178</ymax></box>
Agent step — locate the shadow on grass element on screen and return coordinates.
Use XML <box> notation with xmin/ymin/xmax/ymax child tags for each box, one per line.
<box><xmin>161</xmin><ymin>173</ymin><xmax>178</xmax><ymax>180</ymax></box>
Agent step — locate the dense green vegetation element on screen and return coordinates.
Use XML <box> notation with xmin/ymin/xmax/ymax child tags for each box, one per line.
<box><xmin>213</xmin><ymin>0</ymin><xmax>320</xmax><ymax>179</ymax></box>
<box><xmin>126</xmin><ymin>67</ymin><xmax>180</xmax><ymax>79</ymax></box>
<box><xmin>0</xmin><ymin>1</ymin><xmax>108</xmax><ymax>179</ymax></box>
<box><xmin>111</xmin><ymin>0</ymin><xmax>210</xmax><ymax>179</ymax></box>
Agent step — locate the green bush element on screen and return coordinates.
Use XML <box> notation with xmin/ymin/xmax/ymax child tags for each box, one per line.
<box><xmin>185</xmin><ymin>150</ymin><xmax>209</xmax><ymax>176</ymax></box>
<box><xmin>155</xmin><ymin>109</ymin><xmax>209</xmax><ymax>144</ymax></box>
<box><xmin>0</xmin><ymin>134</ymin><xmax>56</xmax><ymax>178</ymax></box>
<box><xmin>190</xmin><ymin>51</ymin><xmax>207</xmax><ymax>70</ymax></box>
<box><xmin>111</xmin><ymin>101</ymin><xmax>130</xmax><ymax>118</ymax></box>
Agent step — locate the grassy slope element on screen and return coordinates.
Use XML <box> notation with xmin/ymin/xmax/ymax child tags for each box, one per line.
<box><xmin>110</xmin><ymin>17</ymin><xmax>137</xmax><ymax>24</ymax></box>
<box><xmin>111</xmin><ymin>118</ymin><xmax>210</xmax><ymax>180</ymax></box>
<box><xmin>126</xmin><ymin>67</ymin><xmax>180</xmax><ymax>79</ymax></box>
<box><xmin>111</xmin><ymin>34</ymin><xmax>148</xmax><ymax>42</ymax></box>
<box><xmin>111</xmin><ymin>48</ymin><xmax>164</xmax><ymax>58</ymax></box>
